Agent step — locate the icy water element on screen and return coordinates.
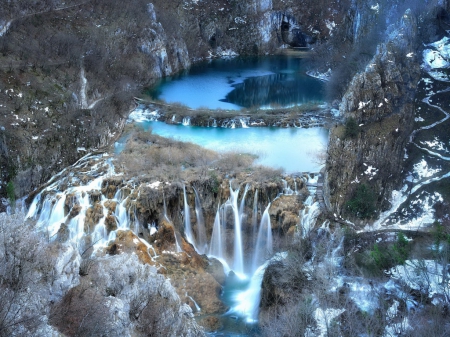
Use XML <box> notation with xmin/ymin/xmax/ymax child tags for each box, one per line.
<box><xmin>130</xmin><ymin>121</ymin><xmax>329</xmax><ymax>173</ymax></box>
<box><xmin>148</xmin><ymin>55</ymin><xmax>324</xmax><ymax>110</ymax></box>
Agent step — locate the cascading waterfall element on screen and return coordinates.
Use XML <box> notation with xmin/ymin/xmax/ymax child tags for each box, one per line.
<box><xmin>239</xmin><ymin>118</ymin><xmax>249</xmax><ymax>128</ymax></box>
<box><xmin>252</xmin><ymin>189</ymin><xmax>259</xmax><ymax>248</ymax></box>
<box><xmin>300</xmin><ymin>196</ymin><xmax>320</xmax><ymax>238</ymax></box>
<box><xmin>282</xmin><ymin>179</ymin><xmax>295</xmax><ymax>195</ymax></box>
<box><xmin>252</xmin><ymin>203</ymin><xmax>273</xmax><ymax>272</ymax></box>
<box><xmin>26</xmin><ymin>152</ymin><xmax>323</xmax><ymax>326</ymax></box>
<box><xmin>209</xmin><ymin>207</ymin><xmax>223</xmax><ymax>259</ymax></box>
<box><xmin>239</xmin><ymin>183</ymin><xmax>250</xmax><ymax>226</ymax></box>
<box><xmin>25</xmin><ymin>154</ymin><xmax>154</xmax><ymax>251</ymax></box>
<box><xmin>182</xmin><ymin>117</ymin><xmax>191</xmax><ymax>126</ymax></box>
<box><xmin>164</xmin><ymin>190</ymin><xmax>182</xmax><ymax>253</ymax></box>
<box><xmin>230</xmin><ymin>185</ymin><xmax>244</xmax><ymax>275</ymax></box>
<box><xmin>162</xmin><ymin>190</ymin><xmax>169</xmax><ymax>222</ymax></box>
<box><xmin>233</xmin><ymin>253</ymin><xmax>286</xmax><ymax>323</ymax></box>
<box><xmin>46</xmin><ymin>194</ymin><xmax>67</xmax><ymax>238</ymax></box>
<box><xmin>183</xmin><ymin>185</ymin><xmax>197</xmax><ymax>250</ymax></box>
<box><xmin>193</xmin><ymin>187</ymin><xmax>207</xmax><ymax>254</ymax></box>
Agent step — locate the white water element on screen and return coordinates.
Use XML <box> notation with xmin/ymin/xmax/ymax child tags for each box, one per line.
<box><xmin>252</xmin><ymin>189</ymin><xmax>259</xmax><ymax>248</ymax></box>
<box><xmin>193</xmin><ymin>187</ymin><xmax>207</xmax><ymax>254</ymax></box>
<box><xmin>182</xmin><ymin>117</ymin><xmax>191</xmax><ymax>126</ymax></box>
<box><xmin>252</xmin><ymin>204</ymin><xmax>273</xmax><ymax>272</ymax></box>
<box><xmin>300</xmin><ymin>197</ymin><xmax>320</xmax><ymax>238</ymax></box>
<box><xmin>26</xmin><ymin>153</ymin><xmax>319</xmax><ymax>325</ymax></box>
<box><xmin>230</xmin><ymin>185</ymin><xmax>244</xmax><ymax>275</ymax></box>
<box><xmin>183</xmin><ymin>185</ymin><xmax>197</xmax><ymax>250</ymax></box>
<box><xmin>232</xmin><ymin>252</ymin><xmax>287</xmax><ymax>323</ymax></box>
<box><xmin>25</xmin><ymin>154</ymin><xmax>158</xmax><ymax>253</ymax></box>
<box><xmin>209</xmin><ymin>207</ymin><xmax>224</xmax><ymax>259</ymax></box>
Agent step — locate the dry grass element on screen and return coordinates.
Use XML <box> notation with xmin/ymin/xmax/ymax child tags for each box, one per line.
<box><xmin>115</xmin><ymin>128</ymin><xmax>270</xmax><ymax>182</ymax></box>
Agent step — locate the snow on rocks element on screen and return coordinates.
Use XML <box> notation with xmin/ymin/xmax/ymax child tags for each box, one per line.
<box><xmin>422</xmin><ymin>37</ymin><xmax>450</xmax><ymax>81</ymax></box>
<box><xmin>358</xmin><ymin>100</ymin><xmax>371</xmax><ymax>109</ymax></box>
<box><xmin>423</xmin><ymin>49</ymin><xmax>449</xmax><ymax>69</ymax></box>
<box><xmin>420</xmin><ymin>137</ymin><xmax>448</xmax><ymax>153</ymax></box>
<box><xmin>50</xmin><ymin>243</ymin><xmax>81</xmax><ymax>301</ymax></box>
<box><xmin>389</xmin><ymin>260</ymin><xmax>450</xmax><ymax>301</ymax></box>
<box><xmin>428</xmin><ymin>37</ymin><xmax>450</xmax><ymax>60</ymax></box>
<box><xmin>363</xmin><ymin>163</ymin><xmax>378</xmax><ymax>180</ymax></box>
<box><xmin>411</xmin><ymin>158</ymin><xmax>441</xmax><ymax>180</ymax></box>
<box><xmin>312</xmin><ymin>308</ymin><xmax>345</xmax><ymax>337</ymax></box>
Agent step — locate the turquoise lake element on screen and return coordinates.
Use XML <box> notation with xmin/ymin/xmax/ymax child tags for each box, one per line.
<box><xmin>148</xmin><ymin>55</ymin><xmax>324</xmax><ymax>110</ymax></box>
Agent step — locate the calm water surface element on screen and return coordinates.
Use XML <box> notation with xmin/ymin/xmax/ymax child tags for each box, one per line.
<box><xmin>149</xmin><ymin>56</ymin><xmax>324</xmax><ymax>110</ymax></box>
<box><xmin>136</xmin><ymin>121</ymin><xmax>328</xmax><ymax>173</ymax></box>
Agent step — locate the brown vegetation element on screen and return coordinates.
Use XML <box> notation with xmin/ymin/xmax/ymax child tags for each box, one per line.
<box><xmin>116</xmin><ymin>127</ymin><xmax>284</xmax><ymax>184</ymax></box>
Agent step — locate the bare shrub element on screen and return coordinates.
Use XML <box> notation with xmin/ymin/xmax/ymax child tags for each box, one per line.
<box><xmin>117</xmin><ymin>129</ymin><xmax>218</xmax><ymax>181</ymax></box>
<box><xmin>0</xmin><ymin>211</ymin><xmax>55</xmax><ymax>337</ymax></box>
<box><xmin>215</xmin><ymin>151</ymin><xmax>255</xmax><ymax>174</ymax></box>
<box><xmin>261</xmin><ymin>299</ymin><xmax>316</xmax><ymax>337</ymax></box>
<box><xmin>129</xmin><ymin>286</ymin><xmax>185</xmax><ymax>337</ymax></box>
<box><xmin>49</xmin><ymin>278</ymin><xmax>124</xmax><ymax>337</ymax></box>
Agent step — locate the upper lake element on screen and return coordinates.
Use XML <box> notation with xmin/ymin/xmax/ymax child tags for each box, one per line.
<box><xmin>148</xmin><ymin>55</ymin><xmax>324</xmax><ymax>110</ymax></box>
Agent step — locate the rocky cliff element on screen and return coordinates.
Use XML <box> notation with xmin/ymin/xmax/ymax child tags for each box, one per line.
<box><xmin>0</xmin><ymin>0</ymin><xmax>364</xmax><ymax>204</ymax></box>
<box><xmin>323</xmin><ymin>9</ymin><xmax>421</xmax><ymax>220</ymax></box>
<box><xmin>1</xmin><ymin>0</ymin><xmax>448</xmax><ymax>211</ymax></box>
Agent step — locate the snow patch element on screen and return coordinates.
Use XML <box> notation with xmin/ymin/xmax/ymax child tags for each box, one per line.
<box><xmin>389</xmin><ymin>260</ymin><xmax>450</xmax><ymax>299</ymax></box>
<box><xmin>423</xmin><ymin>49</ymin><xmax>449</xmax><ymax>69</ymax></box>
<box><xmin>313</xmin><ymin>308</ymin><xmax>345</xmax><ymax>337</ymax></box>
<box><xmin>358</xmin><ymin>100</ymin><xmax>371</xmax><ymax>109</ymax></box>
<box><xmin>413</xmin><ymin>159</ymin><xmax>441</xmax><ymax>180</ymax></box>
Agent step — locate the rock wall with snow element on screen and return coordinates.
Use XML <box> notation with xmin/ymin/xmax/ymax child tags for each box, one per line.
<box><xmin>324</xmin><ymin>9</ymin><xmax>421</xmax><ymax>219</ymax></box>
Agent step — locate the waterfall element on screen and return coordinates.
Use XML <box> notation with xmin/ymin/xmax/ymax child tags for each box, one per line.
<box><xmin>252</xmin><ymin>189</ymin><xmax>259</xmax><ymax>248</ymax></box>
<box><xmin>239</xmin><ymin>118</ymin><xmax>249</xmax><ymax>128</ymax></box>
<box><xmin>233</xmin><ymin>252</ymin><xmax>287</xmax><ymax>323</ymax></box>
<box><xmin>187</xmin><ymin>295</ymin><xmax>201</xmax><ymax>312</ymax></box>
<box><xmin>183</xmin><ymin>185</ymin><xmax>197</xmax><ymax>249</ymax></box>
<box><xmin>26</xmin><ymin>193</ymin><xmax>41</xmax><ymax>219</ymax></box>
<box><xmin>193</xmin><ymin>187</ymin><xmax>207</xmax><ymax>254</ymax></box>
<box><xmin>174</xmin><ymin>231</ymin><xmax>183</xmax><ymax>253</ymax></box>
<box><xmin>282</xmin><ymin>179</ymin><xmax>294</xmax><ymax>195</ymax></box>
<box><xmin>162</xmin><ymin>190</ymin><xmax>169</xmax><ymax>222</ymax></box>
<box><xmin>115</xmin><ymin>197</ymin><xmax>129</xmax><ymax>229</ymax></box>
<box><xmin>252</xmin><ymin>203</ymin><xmax>273</xmax><ymax>272</ymax></box>
<box><xmin>182</xmin><ymin>117</ymin><xmax>191</xmax><ymax>126</ymax></box>
<box><xmin>209</xmin><ymin>207</ymin><xmax>224</xmax><ymax>259</ymax></box>
<box><xmin>46</xmin><ymin>194</ymin><xmax>67</xmax><ymax>238</ymax></box>
<box><xmin>239</xmin><ymin>183</ymin><xmax>250</xmax><ymax>225</ymax></box>
<box><xmin>300</xmin><ymin>196</ymin><xmax>320</xmax><ymax>239</ymax></box>
<box><xmin>162</xmin><ymin>190</ymin><xmax>182</xmax><ymax>253</ymax></box>
<box><xmin>230</xmin><ymin>185</ymin><xmax>244</xmax><ymax>275</ymax></box>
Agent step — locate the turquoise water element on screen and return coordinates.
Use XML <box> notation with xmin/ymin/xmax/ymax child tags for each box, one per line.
<box><xmin>149</xmin><ymin>56</ymin><xmax>324</xmax><ymax>110</ymax></box>
<box><xmin>134</xmin><ymin>121</ymin><xmax>328</xmax><ymax>173</ymax></box>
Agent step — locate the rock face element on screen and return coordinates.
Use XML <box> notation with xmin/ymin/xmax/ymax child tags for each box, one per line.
<box><xmin>324</xmin><ymin>10</ymin><xmax>421</xmax><ymax>220</ymax></box>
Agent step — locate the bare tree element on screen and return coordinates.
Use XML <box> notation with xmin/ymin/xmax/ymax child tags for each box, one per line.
<box><xmin>0</xmin><ymin>212</ymin><xmax>54</xmax><ymax>337</ymax></box>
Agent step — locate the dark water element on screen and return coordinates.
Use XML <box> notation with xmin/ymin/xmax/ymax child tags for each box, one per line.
<box><xmin>149</xmin><ymin>56</ymin><xmax>324</xmax><ymax>110</ymax></box>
